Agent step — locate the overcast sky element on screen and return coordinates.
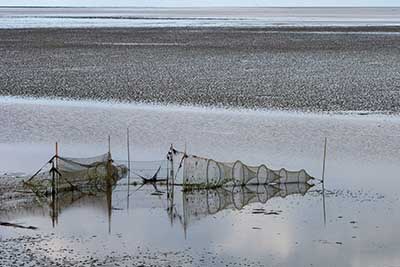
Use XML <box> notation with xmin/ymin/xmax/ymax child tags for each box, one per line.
<box><xmin>0</xmin><ymin>0</ymin><xmax>399</xmax><ymax>7</ymax></box>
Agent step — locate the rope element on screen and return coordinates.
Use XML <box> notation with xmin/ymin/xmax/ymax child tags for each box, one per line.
<box><xmin>26</xmin><ymin>155</ymin><xmax>56</xmax><ymax>183</ymax></box>
<box><xmin>127</xmin><ymin>183</ymin><xmax>146</xmax><ymax>197</ymax></box>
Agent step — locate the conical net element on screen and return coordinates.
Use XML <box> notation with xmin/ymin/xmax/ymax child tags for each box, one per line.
<box><xmin>170</xmin><ymin>148</ymin><xmax>314</xmax><ymax>189</ymax></box>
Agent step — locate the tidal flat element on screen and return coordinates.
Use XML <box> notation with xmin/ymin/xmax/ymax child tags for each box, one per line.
<box><xmin>1</xmin><ymin>7</ymin><xmax>400</xmax><ymax>266</ymax></box>
<box><xmin>0</xmin><ymin>26</ymin><xmax>399</xmax><ymax>112</ymax></box>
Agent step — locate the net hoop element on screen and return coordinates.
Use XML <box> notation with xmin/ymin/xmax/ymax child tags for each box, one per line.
<box><xmin>206</xmin><ymin>159</ymin><xmax>222</xmax><ymax>186</ymax></box>
<box><xmin>256</xmin><ymin>164</ymin><xmax>268</xmax><ymax>184</ymax></box>
<box><xmin>232</xmin><ymin>160</ymin><xmax>245</xmax><ymax>186</ymax></box>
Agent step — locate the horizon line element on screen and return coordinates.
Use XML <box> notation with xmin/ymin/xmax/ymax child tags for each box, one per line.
<box><xmin>0</xmin><ymin>5</ymin><xmax>399</xmax><ymax>8</ymax></box>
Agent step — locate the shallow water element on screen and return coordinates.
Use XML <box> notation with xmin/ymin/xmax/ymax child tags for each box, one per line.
<box><xmin>1</xmin><ymin>7</ymin><xmax>400</xmax><ymax>28</ymax></box>
<box><xmin>1</xmin><ymin>96</ymin><xmax>400</xmax><ymax>266</ymax></box>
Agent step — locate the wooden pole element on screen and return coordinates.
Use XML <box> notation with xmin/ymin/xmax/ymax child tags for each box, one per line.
<box><xmin>127</xmin><ymin>128</ymin><xmax>131</xmax><ymax>210</ymax></box>
<box><xmin>51</xmin><ymin>159</ymin><xmax>58</xmax><ymax>228</ymax></box>
<box><xmin>127</xmin><ymin>128</ymin><xmax>131</xmax><ymax>185</ymax></box>
<box><xmin>55</xmin><ymin>142</ymin><xmax>58</xmax><ymax>167</ymax></box>
<box><xmin>51</xmin><ymin>164</ymin><xmax>56</xmax><ymax>228</ymax></box>
<box><xmin>51</xmin><ymin>160</ymin><xmax>56</xmax><ymax>209</ymax></box>
<box><xmin>55</xmin><ymin>142</ymin><xmax>59</xmax><ymax>194</ymax></box>
<box><xmin>170</xmin><ymin>144</ymin><xmax>174</xmax><ymax>185</ymax></box>
<box><xmin>107</xmin><ymin>135</ymin><xmax>112</xmax><ymax>177</ymax></box>
<box><xmin>106</xmin><ymin>135</ymin><xmax>113</xmax><ymax>232</ymax></box>
<box><xmin>108</xmin><ymin>135</ymin><xmax>111</xmax><ymax>156</ymax></box>
<box><xmin>322</xmin><ymin>137</ymin><xmax>327</xmax><ymax>183</ymax></box>
<box><xmin>321</xmin><ymin>137</ymin><xmax>327</xmax><ymax>226</ymax></box>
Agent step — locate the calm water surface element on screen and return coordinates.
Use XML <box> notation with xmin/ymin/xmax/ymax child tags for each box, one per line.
<box><xmin>0</xmin><ymin>96</ymin><xmax>400</xmax><ymax>266</ymax></box>
<box><xmin>0</xmin><ymin>7</ymin><xmax>399</xmax><ymax>28</ymax></box>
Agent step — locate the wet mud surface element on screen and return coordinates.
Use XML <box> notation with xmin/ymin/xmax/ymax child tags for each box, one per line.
<box><xmin>0</xmin><ymin>234</ymin><xmax>262</xmax><ymax>267</ymax></box>
<box><xmin>0</xmin><ymin>27</ymin><xmax>400</xmax><ymax>112</ymax></box>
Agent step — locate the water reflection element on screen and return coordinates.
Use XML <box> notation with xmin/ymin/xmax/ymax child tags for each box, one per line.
<box><xmin>1</xmin><ymin>159</ymin><xmax>318</xmax><ymax>237</ymax></box>
<box><xmin>33</xmin><ymin>181</ymin><xmax>316</xmax><ymax>235</ymax></box>
<box><xmin>50</xmin><ymin>190</ymin><xmax>87</xmax><ymax>228</ymax></box>
<box><xmin>170</xmin><ymin>183</ymin><xmax>314</xmax><ymax>234</ymax></box>
<box><xmin>48</xmin><ymin>180</ymin><xmax>115</xmax><ymax>232</ymax></box>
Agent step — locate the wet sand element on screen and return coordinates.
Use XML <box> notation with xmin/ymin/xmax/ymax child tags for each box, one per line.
<box><xmin>0</xmin><ymin>233</ymin><xmax>224</xmax><ymax>267</ymax></box>
<box><xmin>1</xmin><ymin>26</ymin><xmax>400</xmax><ymax>112</ymax></box>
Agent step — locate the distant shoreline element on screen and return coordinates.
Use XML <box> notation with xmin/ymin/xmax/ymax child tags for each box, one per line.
<box><xmin>1</xmin><ymin>25</ymin><xmax>400</xmax><ymax>32</ymax></box>
<box><xmin>0</xmin><ymin>6</ymin><xmax>399</xmax><ymax>8</ymax></box>
<box><xmin>1</xmin><ymin>6</ymin><xmax>399</xmax><ymax>28</ymax></box>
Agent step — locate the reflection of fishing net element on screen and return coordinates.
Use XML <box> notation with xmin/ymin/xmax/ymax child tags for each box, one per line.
<box><xmin>171</xmin><ymin>148</ymin><xmax>314</xmax><ymax>189</ymax></box>
<box><xmin>49</xmin><ymin>186</ymin><xmax>114</xmax><ymax>225</ymax></box>
<box><xmin>181</xmin><ymin>183</ymin><xmax>313</xmax><ymax>228</ymax></box>
<box><xmin>25</xmin><ymin>153</ymin><xmax>127</xmax><ymax>195</ymax></box>
<box><xmin>274</xmin><ymin>183</ymin><xmax>313</xmax><ymax>198</ymax></box>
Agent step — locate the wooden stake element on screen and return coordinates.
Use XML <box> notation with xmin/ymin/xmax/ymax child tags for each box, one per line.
<box><xmin>51</xmin><ymin>160</ymin><xmax>56</xmax><ymax>212</ymax></box>
<box><xmin>106</xmin><ymin>135</ymin><xmax>113</xmax><ymax>228</ymax></box>
<box><xmin>127</xmin><ymin>128</ymin><xmax>131</xmax><ymax>210</ymax></box>
<box><xmin>321</xmin><ymin>137</ymin><xmax>328</xmax><ymax>226</ymax></box>
<box><xmin>51</xmin><ymin>163</ymin><xmax>56</xmax><ymax>228</ymax></box>
<box><xmin>55</xmin><ymin>142</ymin><xmax>59</xmax><ymax>194</ymax></box>
<box><xmin>322</xmin><ymin>137</ymin><xmax>327</xmax><ymax>183</ymax></box>
<box><xmin>55</xmin><ymin>142</ymin><xmax>58</xmax><ymax>167</ymax></box>
<box><xmin>170</xmin><ymin>144</ymin><xmax>174</xmax><ymax>185</ymax></box>
<box><xmin>107</xmin><ymin>135</ymin><xmax>112</xmax><ymax>180</ymax></box>
<box><xmin>108</xmin><ymin>135</ymin><xmax>111</xmax><ymax>156</ymax></box>
<box><xmin>127</xmin><ymin>128</ymin><xmax>131</xmax><ymax>184</ymax></box>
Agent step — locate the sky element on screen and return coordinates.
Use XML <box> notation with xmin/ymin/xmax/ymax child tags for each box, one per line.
<box><xmin>0</xmin><ymin>0</ymin><xmax>399</xmax><ymax>7</ymax></box>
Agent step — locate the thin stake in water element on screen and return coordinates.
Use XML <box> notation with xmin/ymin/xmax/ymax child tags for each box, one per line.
<box><xmin>108</xmin><ymin>135</ymin><xmax>111</xmax><ymax>156</ymax></box>
<box><xmin>322</xmin><ymin>137</ymin><xmax>327</xmax><ymax>226</ymax></box>
<box><xmin>55</xmin><ymin>142</ymin><xmax>59</xmax><ymax>194</ymax></box>
<box><xmin>127</xmin><ymin>128</ymin><xmax>131</xmax><ymax>210</ymax></box>
<box><xmin>322</xmin><ymin>137</ymin><xmax>327</xmax><ymax>183</ymax></box>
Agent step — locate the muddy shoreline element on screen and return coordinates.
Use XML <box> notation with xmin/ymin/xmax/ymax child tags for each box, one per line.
<box><xmin>1</xmin><ymin>26</ymin><xmax>399</xmax><ymax>112</ymax></box>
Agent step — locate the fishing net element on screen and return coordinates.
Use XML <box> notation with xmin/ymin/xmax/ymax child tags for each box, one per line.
<box><xmin>24</xmin><ymin>153</ymin><xmax>127</xmax><ymax>195</ymax></box>
<box><xmin>114</xmin><ymin>159</ymin><xmax>169</xmax><ymax>182</ymax></box>
<box><xmin>170</xmin><ymin>148</ymin><xmax>314</xmax><ymax>189</ymax></box>
<box><xmin>58</xmin><ymin>153</ymin><xmax>110</xmax><ymax>171</ymax></box>
<box><xmin>131</xmin><ymin>160</ymin><xmax>169</xmax><ymax>180</ymax></box>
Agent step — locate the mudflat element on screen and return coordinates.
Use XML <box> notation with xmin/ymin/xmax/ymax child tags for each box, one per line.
<box><xmin>1</xmin><ymin>26</ymin><xmax>400</xmax><ymax>112</ymax></box>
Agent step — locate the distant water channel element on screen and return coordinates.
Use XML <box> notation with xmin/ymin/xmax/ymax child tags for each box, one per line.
<box><xmin>0</xmin><ymin>7</ymin><xmax>400</xmax><ymax>28</ymax></box>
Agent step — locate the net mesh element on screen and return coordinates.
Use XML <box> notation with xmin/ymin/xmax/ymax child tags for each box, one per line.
<box><xmin>171</xmin><ymin>148</ymin><xmax>314</xmax><ymax>188</ymax></box>
<box><xmin>58</xmin><ymin>153</ymin><xmax>110</xmax><ymax>171</ymax></box>
<box><xmin>25</xmin><ymin>153</ymin><xmax>127</xmax><ymax>195</ymax></box>
<box><xmin>115</xmin><ymin>159</ymin><xmax>169</xmax><ymax>181</ymax></box>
